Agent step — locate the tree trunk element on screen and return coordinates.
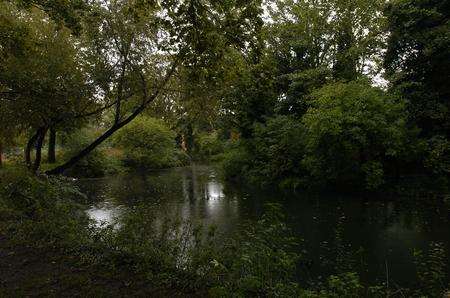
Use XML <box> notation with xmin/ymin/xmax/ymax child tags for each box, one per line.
<box><xmin>0</xmin><ymin>141</ymin><xmax>3</xmax><ymax>167</ymax></box>
<box><xmin>25</xmin><ymin>131</ymin><xmax>39</xmax><ymax>169</ymax></box>
<box><xmin>32</xmin><ymin>128</ymin><xmax>47</xmax><ymax>173</ymax></box>
<box><xmin>46</xmin><ymin>104</ymin><xmax>145</xmax><ymax>176</ymax></box>
<box><xmin>47</xmin><ymin>127</ymin><xmax>57</xmax><ymax>164</ymax></box>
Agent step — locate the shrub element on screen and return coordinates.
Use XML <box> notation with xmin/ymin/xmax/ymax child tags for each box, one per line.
<box><xmin>247</xmin><ymin>116</ymin><xmax>306</xmax><ymax>190</ymax></box>
<box><xmin>303</xmin><ymin>273</ymin><xmax>364</xmax><ymax>298</ymax></box>
<box><xmin>114</xmin><ymin>116</ymin><xmax>185</xmax><ymax>169</ymax></box>
<box><xmin>302</xmin><ymin>80</ymin><xmax>410</xmax><ymax>190</ymax></box>
<box><xmin>219</xmin><ymin>116</ymin><xmax>307</xmax><ymax>190</ymax></box>
<box><xmin>0</xmin><ymin>168</ymin><xmax>90</xmax><ymax>247</ymax></box>
<box><xmin>195</xmin><ymin>131</ymin><xmax>224</xmax><ymax>160</ymax></box>
<box><xmin>423</xmin><ymin>136</ymin><xmax>450</xmax><ymax>176</ymax></box>
<box><xmin>218</xmin><ymin>142</ymin><xmax>251</xmax><ymax>180</ymax></box>
<box><xmin>413</xmin><ymin>242</ymin><xmax>449</xmax><ymax>297</ymax></box>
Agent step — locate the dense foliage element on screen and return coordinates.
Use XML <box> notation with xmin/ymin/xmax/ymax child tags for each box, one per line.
<box><xmin>1</xmin><ymin>0</ymin><xmax>448</xmax><ymax>191</ymax></box>
<box><xmin>302</xmin><ymin>81</ymin><xmax>410</xmax><ymax>190</ymax></box>
<box><xmin>61</xmin><ymin>128</ymin><xmax>122</xmax><ymax>177</ymax></box>
<box><xmin>384</xmin><ymin>0</ymin><xmax>450</xmax><ymax>138</ymax></box>
<box><xmin>0</xmin><ymin>168</ymin><xmax>90</xmax><ymax>246</ymax></box>
<box><xmin>209</xmin><ymin>0</ymin><xmax>449</xmax><ymax>192</ymax></box>
<box><xmin>114</xmin><ymin>116</ymin><xmax>187</xmax><ymax>169</ymax></box>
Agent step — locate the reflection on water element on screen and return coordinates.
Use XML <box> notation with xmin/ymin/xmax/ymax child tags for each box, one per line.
<box><xmin>86</xmin><ymin>201</ymin><xmax>123</xmax><ymax>227</ymax></box>
<box><xmin>77</xmin><ymin>164</ymin><xmax>450</xmax><ymax>287</ymax></box>
<box><xmin>80</xmin><ymin>165</ymin><xmax>242</xmax><ymax>233</ymax></box>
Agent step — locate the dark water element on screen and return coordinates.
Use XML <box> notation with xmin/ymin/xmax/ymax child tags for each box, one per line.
<box><xmin>77</xmin><ymin>164</ymin><xmax>450</xmax><ymax>287</ymax></box>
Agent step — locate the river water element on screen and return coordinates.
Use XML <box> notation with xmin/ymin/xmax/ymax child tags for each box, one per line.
<box><xmin>77</xmin><ymin>164</ymin><xmax>450</xmax><ymax>287</ymax></box>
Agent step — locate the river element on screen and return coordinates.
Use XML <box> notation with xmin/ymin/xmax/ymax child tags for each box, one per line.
<box><xmin>77</xmin><ymin>164</ymin><xmax>450</xmax><ymax>288</ymax></box>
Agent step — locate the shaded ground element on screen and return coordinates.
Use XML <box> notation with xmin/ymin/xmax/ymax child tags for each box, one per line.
<box><xmin>0</xmin><ymin>235</ymin><xmax>201</xmax><ymax>297</ymax></box>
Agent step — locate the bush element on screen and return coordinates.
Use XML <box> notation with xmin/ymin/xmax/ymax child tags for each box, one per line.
<box><xmin>195</xmin><ymin>131</ymin><xmax>224</xmax><ymax>160</ymax></box>
<box><xmin>0</xmin><ymin>168</ymin><xmax>90</xmax><ymax>247</ymax></box>
<box><xmin>413</xmin><ymin>242</ymin><xmax>449</xmax><ymax>297</ymax></box>
<box><xmin>302</xmin><ymin>81</ymin><xmax>410</xmax><ymax>190</ymax></box>
<box><xmin>114</xmin><ymin>116</ymin><xmax>186</xmax><ymax>169</ymax></box>
<box><xmin>247</xmin><ymin>116</ymin><xmax>306</xmax><ymax>190</ymax></box>
<box><xmin>219</xmin><ymin>82</ymin><xmax>416</xmax><ymax>192</ymax></box>
<box><xmin>303</xmin><ymin>273</ymin><xmax>364</xmax><ymax>298</ymax></box>
<box><xmin>218</xmin><ymin>142</ymin><xmax>252</xmax><ymax>180</ymax></box>
<box><xmin>423</xmin><ymin>136</ymin><xmax>450</xmax><ymax>176</ymax></box>
<box><xmin>218</xmin><ymin>116</ymin><xmax>306</xmax><ymax>190</ymax></box>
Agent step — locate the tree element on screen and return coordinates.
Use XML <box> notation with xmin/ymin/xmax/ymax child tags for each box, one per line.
<box><xmin>47</xmin><ymin>127</ymin><xmax>57</xmax><ymax>164</ymax></box>
<box><xmin>0</xmin><ymin>2</ymin><xmax>93</xmax><ymax>172</ymax></box>
<box><xmin>216</xmin><ymin>0</ymin><xmax>388</xmax><ymax>133</ymax></box>
<box><xmin>384</xmin><ymin>0</ymin><xmax>450</xmax><ymax>137</ymax></box>
<box><xmin>1</xmin><ymin>0</ymin><xmax>264</xmax><ymax>174</ymax></box>
<box><xmin>267</xmin><ymin>0</ymin><xmax>386</xmax><ymax>82</ymax></box>
<box><xmin>221</xmin><ymin>53</ymin><xmax>279</xmax><ymax>138</ymax></box>
<box><xmin>247</xmin><ymin>115</ymin><xmax>306</xmax><ymax>189</ymax></box>
<box><xmin>45</xmin><ymin>0</ymin><xmax>263</xmax><ymax>175</ymax></box>
<box><xmin>302</xmin><ymin>80</ymin><xmax>410</xmax><ymax>189</ymax></box>
<box><xmin>13</xmin><ymin>0</ymin><xmax>88</xmax><ymax>34</ymax></box>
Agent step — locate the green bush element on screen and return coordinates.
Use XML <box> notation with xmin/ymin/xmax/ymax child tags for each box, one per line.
<box><xmin>219</xmin><ymin>82</ymin><xmax>416</xmax><ymax>192</ymax></box>
<box><xmin>247</xmin><ymin>116</ymin><xmax>306</xmax><ymax>190</ymax></box>
<box><xmin>413</xmin><ymin>242</ymin><xmax>449</xmax><ymax>297</ymax></box>
<box><xmin>114</xmin><ymin>116</ymin><xmax>186</xmax><ymax>169</ymax></box>
<box><xmin>218</xmin><ymin>142</ymin><xmax>251</xmax><ymax>180</ymax></box>
<box><xmin>217</xmin><ymin>115</ymin><xmax>307</xmax><ymax>190</ymax></box>
<box><xmin>302</xmin><ymin>81</ymin><xmax>410</xmax><ymax>190</ymax></box>
<box><xmin>195</xmin><ymin>131</ymin><xmax>224</xmax><ymax>160</ymax></box>
<box><xmin>303</xmin><ymin>273</ymin><xmax>364</xmax><ymax>298</ymax></box>
<box><xmin>0</xmin><ymin>168</ymin><xmax>90</xmax><ymax>247</ymax></box>
<box><xmin>423</xmin><ymin>136</ymin><xmax>450</xmax><ymax>176</ymax></box>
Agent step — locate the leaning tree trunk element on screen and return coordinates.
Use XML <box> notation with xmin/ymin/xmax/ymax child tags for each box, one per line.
<box><xmin>45</xmin><ymin>107</ymin><xmax>143</xmax><ymax>175</ymax></box>
<box><xmin>47</xmin><ymin>127</ymin><xmax>57</xmax><ymax>164</ymax></box>
<box><xmin>45</xmin><ymin>59</ymin><xmax>179</xmax><ymax>176</ymax></box>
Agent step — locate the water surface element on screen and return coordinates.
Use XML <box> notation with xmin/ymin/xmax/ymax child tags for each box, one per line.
<box><xmin>78</xmin><ymin>164</ymin><xmax>450</xmax><ymax>287</ymax></box>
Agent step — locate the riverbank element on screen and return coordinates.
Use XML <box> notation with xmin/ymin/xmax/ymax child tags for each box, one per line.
<box><xmin>0</xmin><ymin>235</ymin><xmax>201</xmax><ymax>297</ymax></box>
